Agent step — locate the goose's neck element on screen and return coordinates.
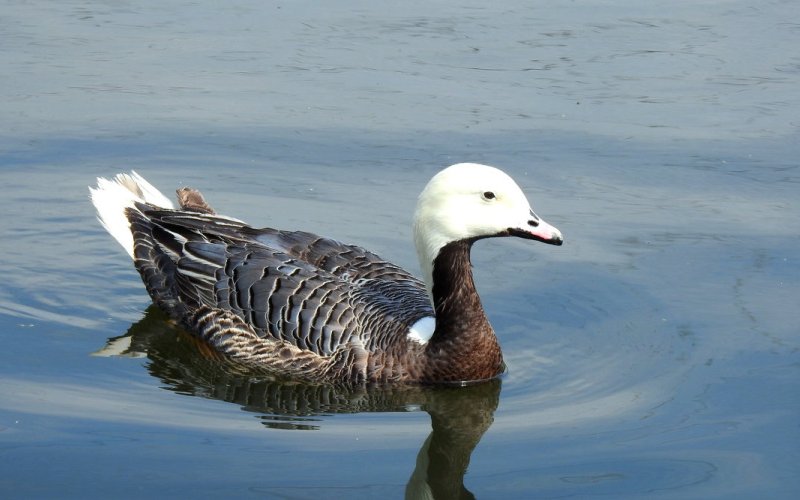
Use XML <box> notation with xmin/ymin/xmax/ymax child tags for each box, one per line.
<box><xmin>423</xmin><ymin>239</ymin><xmax>505</xmax><ymax>381</ymax></box>
<box><xmin>429</xmin><ymin>239</ymin><xmax>487</xmax><ymax>332</ymax></box>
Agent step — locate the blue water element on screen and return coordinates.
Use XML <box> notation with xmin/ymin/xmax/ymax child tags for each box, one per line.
<box><xmin>1</xmin><ymin>1</ymin><xmax>798</xmax><ymax>498</ymax></box>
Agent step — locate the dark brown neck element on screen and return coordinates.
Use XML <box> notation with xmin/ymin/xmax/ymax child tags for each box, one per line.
<box><xmin>423</xmin><ymin>239</ymin><xmax>504</xmax><ymax>382</ymax></box>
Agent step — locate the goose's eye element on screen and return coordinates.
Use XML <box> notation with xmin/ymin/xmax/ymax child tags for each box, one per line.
<box><xmin>482</xmin><ymin>191</ymin><xmax>496</xmax><ymax>201</ymax></box>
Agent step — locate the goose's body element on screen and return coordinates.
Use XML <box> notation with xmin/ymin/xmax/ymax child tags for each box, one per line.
<box><xmin>90</xmin><ymin>163</ymin><xmax>563</xmax><ymax>384</ymax></box>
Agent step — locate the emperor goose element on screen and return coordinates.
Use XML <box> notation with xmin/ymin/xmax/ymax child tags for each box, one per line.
<box><xmin>90</xmin><ymin>163</ymin><xmax>563</xmax><ymax>384</ymax></box>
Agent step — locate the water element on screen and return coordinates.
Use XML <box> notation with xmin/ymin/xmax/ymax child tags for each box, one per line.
<box><xmin>1</xmin><ymin>1</ymin><xmax>798</xmax><ymax>498</ymax></box>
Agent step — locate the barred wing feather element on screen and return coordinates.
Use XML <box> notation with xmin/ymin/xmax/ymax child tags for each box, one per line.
<box><xmin>129</xmin><ymin>206</ymin><xmax>432</xmax><ymax>358</ymax></box>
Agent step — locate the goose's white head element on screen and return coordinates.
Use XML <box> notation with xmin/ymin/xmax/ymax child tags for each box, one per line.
<box><xmin>413</xmin><ymin>163</ymin><xmax>563</xmax><ymax>298</ymax></box>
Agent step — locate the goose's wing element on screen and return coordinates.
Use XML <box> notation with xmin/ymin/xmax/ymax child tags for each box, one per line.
<box><xmin>177</xmin><ymin>240</ymin><xmax>362</xmax><ymax>355</ymax></box>
<box><xmin>141</xmin><ymin>196</ymin><xmax>424</xmax><ymax>285</ymax></box>
<box><xmin>129</xmin><ymin>206</ymin><xmax>432</xmax><ymax>356</ymax></box>
<box><xmin>139</xmin><ymin>204</ymin><xmax>428</xmax><ymax>286</ymax></box>
<box><xmin>250</xmin><ymin>228</ymin><xmax>418</xmax><ymax>282</ymax></box>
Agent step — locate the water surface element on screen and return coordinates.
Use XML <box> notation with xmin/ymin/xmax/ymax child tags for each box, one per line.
<box><xmin>1</xmin><ymin>1</ymin><xmax>798</xmax><ymax>498</ymax></box>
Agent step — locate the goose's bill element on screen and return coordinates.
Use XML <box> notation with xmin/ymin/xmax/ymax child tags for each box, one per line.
<box><xmin>507</xmin><ymin>218</ymin><xmax>564</xmax><ymax>246</ymax></box>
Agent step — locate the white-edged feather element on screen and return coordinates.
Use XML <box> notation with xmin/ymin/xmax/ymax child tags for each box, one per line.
<box><xmin>407</xmin><ymin>316</ymin><xmax>436</xmax><ymax>344</ymax></box>
<box><xmin>89</xmin><ymin>171</ymin><xmax>174</xmax><ymax>259</ymax></box>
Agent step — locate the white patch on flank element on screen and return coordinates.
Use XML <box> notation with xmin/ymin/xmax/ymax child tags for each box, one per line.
<box><xmin>89</xmin><ymin>171</ymin><xmax>173</xmax><ymax>260</ymax></box>
<box><xmin>407</xmin><ymin>316</ymin><xmax>436</xmax><ymax>344</ymax></box>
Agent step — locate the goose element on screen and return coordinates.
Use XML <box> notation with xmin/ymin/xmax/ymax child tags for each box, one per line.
<box><xmin>90</xmin><ymin>163</ymin><xmax>563</xmax><ymax>384</ymax></box>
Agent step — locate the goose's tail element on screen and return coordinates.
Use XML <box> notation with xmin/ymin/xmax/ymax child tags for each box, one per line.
<box><xmin>89</xmin><ymin>172</ymin><xmax>174</xmax><ymax>259</ymax></box>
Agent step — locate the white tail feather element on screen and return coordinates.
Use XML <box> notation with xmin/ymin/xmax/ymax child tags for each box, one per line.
<box><xmin>89</xmin><ymin>171</ymin><xmax>174</xmax><ymax>259</ymax></box>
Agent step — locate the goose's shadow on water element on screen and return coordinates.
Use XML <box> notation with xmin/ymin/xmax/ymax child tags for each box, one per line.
<box><xmin>97</xmin><ymin>306</ymin><xmax>498</xmax><ymax>499</ymax></box>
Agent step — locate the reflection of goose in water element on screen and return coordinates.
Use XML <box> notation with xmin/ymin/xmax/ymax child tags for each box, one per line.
<box><xmin>90</xmin><ymin>164</ymin><xmax>562</xmax><ymax>383</ymax></box>
<box><xmin>96</xmin><ymin>307</ymin><xmax>500</xmax><ymax>498</ymax></box>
